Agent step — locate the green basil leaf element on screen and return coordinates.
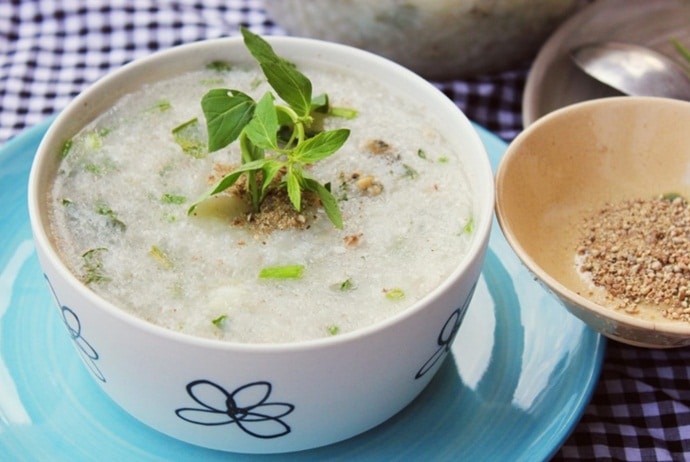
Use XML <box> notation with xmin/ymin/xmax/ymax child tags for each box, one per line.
<box><xmin>241</xmin><ymin>27</ymin><xmax>312</xmax><ymax>117</ymax></box>
<box><xmin>201</xmin><ymin>89</ymin><xmax>255</xmax><ymax>152</ymax></box>
<box><xmin>244</xmin><ymin>92</ymin><xmax>279</xmax><ymax>150</ymax></box>
<box><xmin>302</xmin><ymin>177</ymin><xmax>343</xmax><ymax>229</ymax></box>
<box><xmin>260</xmin><ymin>159</ymin><xmax>285</xmax><ymax>198</ymax></box>
<box><xmin>293</xmin><ymin>128</ymin><xmax>350</xmax><ymax>163</ymax></box>
<box><xmin>187</xmin><ymin>158</ymin><xmax>268</xmax><ymax>214</ymax></box>
<box><xmin>286</xmin><ymin>167</ymin><xmax>302</xmax><ymax>211</ymax></box>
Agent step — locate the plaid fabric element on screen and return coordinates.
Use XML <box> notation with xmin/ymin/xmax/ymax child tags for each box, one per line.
<box><xmin>1</xmin><ymin>1</ymin><xmax>689</xmax><ymax>460</ymax></box>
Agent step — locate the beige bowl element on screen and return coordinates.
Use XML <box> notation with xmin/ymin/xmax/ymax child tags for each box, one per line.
<box><xmin>495</xmin><ymin>97</ymin><xmax>690</xmax><ymax>348</ymax></box>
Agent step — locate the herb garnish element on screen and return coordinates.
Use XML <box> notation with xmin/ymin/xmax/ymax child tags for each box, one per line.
<box><xmin>188</xmin><ymin>27</ymin><xmax>351</xmax><ymax>229</ymax></box>
<box><xmin>259</xmin><ymin>264</ymin><xmax>305</xmax><ymax>279</ymax></box>
<box><xmin>81</xmin><ymin>247</ymin><xmax>110</xmax><ymax>284</ymax></box>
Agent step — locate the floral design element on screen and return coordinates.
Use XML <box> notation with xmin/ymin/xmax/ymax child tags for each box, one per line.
<box><xmin>175</xmin><ymin>379</ymin><xmax>294</xmax><ymax>439</ymax></box>
<box><xmin>45</xmin><ymin>275</ymin><xmax>106</xmax><ymax>382</ymax></box>
<box><xmin>415</xmin><ymin>283</ymin><xmax>476</xmax><ymax>379</ymax></box>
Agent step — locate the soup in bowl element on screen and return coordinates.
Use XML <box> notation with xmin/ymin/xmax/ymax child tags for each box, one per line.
<box><xmin>28</xmin><ymin>32</ymin><xmax>493</xmax><ymax>453</ymax></box>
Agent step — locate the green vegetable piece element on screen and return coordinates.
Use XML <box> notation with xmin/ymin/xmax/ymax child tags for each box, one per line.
<box><xmin>462</xmin><ymin>216</ymin><xmax>475</xmax><ymax>234</ymax></box>
<box><xmin>61</xmin><ymin>139</ymin><xmax>73</xmax><ymax>159</ymax></box>
<box><xmin>438</xmin><ymin>156</ymin><xmax>449</xmax><ymax>163</ymax></box>
<box><xmin>258</xmin><ymin>265</ymin><xmax>305</xmax><ymax>279</ymax></box>
<box><xmin>212</xmin><ymin>314</ymin><xmax>228</xmax><ymax>328</ymax></box>
<box><xmin>207</xmin><ymin>61</ymin><xmax>233</xmax><ymax>72</ymax></box>
<box><xmin>162</xmin><ymin>193</ymin><xmax>187</xmax><ymax>205</ymax></box>
<box><xmin>82</xmin><ymin>247</ymin><xmax>110</xmax><ymax>285</ymax></box>
<box><xmin>417</xmin><ymin>148</ymin><xmax>427</xmax><ymax>159</ymax></box>
<box><xmin>402</xmin><ymin>164</ymin><xmax>420</xmax><ymax>179</ymax></box>
<box><xmin>385</xmin><ymin>288</ymin><xmax>405</xmax><ymax>301</ymax></box>
<box><xmin>148</xmin><ymin>99</ymin><xmax>172</xmax><ymax>112</ymax></box>
<box><xmin>95</xmin><ymin>200</ymin><xmax>126</xmax><ymax>231</ymax></box>
<box><xmin>172</xmin><ymin>118</ymin><xmax>207</xmax><ymax>158</ymax></box>
<box><xmin>149</xmin><ymin>245</ymin><xmax>173</xmax><ymax>269</ymax></box>
<box><xmin>327</xmin><ymin>325</ymin><xmax>340</xmax><ymax>336</ymax></box>
<box><xmin>339</xmin><ymin>278</ymin><xmax>354</xmax><ymax>291</ymax></box>
<box><xmin>329</xmin><ymin>106</ymin><xmax>358</xmax><ymax>119</ymax></box>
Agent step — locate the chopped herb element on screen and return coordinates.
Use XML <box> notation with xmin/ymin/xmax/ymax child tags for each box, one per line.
<box><xmin>207</xmin><ymin>60</ymin><xmax>233</xmax><ymax>72</ymax></box>
<box><xmin>462</xmin><ymin>216</ymin><xmax>475</xmax><ymax>234</ymax></box>
<box><xmin>385</xmin><ymin>288</ymin><xmax>405</xmax><ymax>301</ymax></box>
<box><xmin>339</xmin><ymin>278</ymin><xmax>355</xmax><ymax>291</ymax></box>
<box><xmin>329</xmin><ymin>106</ymin><xmax>358</xmax><ymax>119</ymax></box>
<box><xmin>95</xmin><ymin>200</ymin><xmax>126</xmax><ymax>231</ymax></box>
<box><xmin>149</xmin><ymin>245</ymin><xmax>173</xmax><ymax>269</ymax></box>
<box><xmin>438</xmin><ymin>156</ymin><xmax>449</xmax><ymax>163</ymax></box>
<box><xmin>259</xmin><ymin>264</ymin><xmax>305</xmax><ymax>279</ymax></box>
<box><xmin>172</xmin><ymin>118</ymin><xmax>207</xmax><ymax>159</ymax></box>
<box><xmin>61</xmin><ymin>139</ymin><xmax>73</xmax><ymax>159</ymax></box>
<box><xmin>212</xmin><ymin>314</ymin><xmax>229</xmax><ymax>328</ymax></box>
<box><xmin>146</xmin><ymin>99</ymin><xmax>172</xmax><ymax>112</ymax></box>
<box><xmin>85</xmin><ymin>128</ymin><xmax>110</xmax><ymax>150</ymax></box>
<box><xmin>327</xmin><ymin>325</ymin><xmax>340</xmax><ymax>336</ymax></box>
<box><xmin>84</xmin><ymin>157</ymin><xmax>117</xmax><ymax>176</ymax></box>
<box><xmin>417</xmin><ymin>148</ymin><xmax>427</xmax><ymax>159</ymax></box>
<box><xmin>61</xmin><ymin>198</ymin><xmax>73</xmax><ymax>206</ymax></box>
<box><xmin>402</xmin><ymin>163</ymin><xmax>419</xmax><ymax>179</ymax></box>
<box><xmin>81</xmin><ymin>247</ymin><xmax>110</xmax><ymax>284</ymax></box>
<box><xmin>161</xmin><ymin>193</ymin><xmax>187</xmax><ymax>205</ymax></box>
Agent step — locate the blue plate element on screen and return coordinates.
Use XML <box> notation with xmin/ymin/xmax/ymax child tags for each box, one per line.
<box><xmin>0</xmin><ymin>119</ymin><xmax>604</xmax><ymax>461</ymax></box>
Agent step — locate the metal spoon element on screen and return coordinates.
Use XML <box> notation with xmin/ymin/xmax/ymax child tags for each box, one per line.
<box><xmin>570</xmin><ymin>41</ymin><xmax>690</xmax><ymax>100</ymax></box>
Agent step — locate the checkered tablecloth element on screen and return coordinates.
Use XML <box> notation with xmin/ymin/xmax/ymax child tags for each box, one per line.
<box><xmin>1</xmin><ymin>1</ymin><xmax>689</xmax><ymax>460</ymax></box>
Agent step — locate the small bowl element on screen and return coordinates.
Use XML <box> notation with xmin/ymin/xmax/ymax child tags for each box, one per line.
<box><xmin>495</xmin><ymin>96</ymin><xmax>690</xmax><ymax>349</ymax></box>
<box><xmin>28</xmin><ymin>36</ymin><xmax>494</xmax><ymax>452</ymax></box>
<box><xmin>263</xmin><ymin>0</ymin><xmax>581</xmax><ymax>79</ymax></box>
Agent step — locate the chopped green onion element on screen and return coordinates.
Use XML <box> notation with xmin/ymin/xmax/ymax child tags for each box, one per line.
<box><xmin>161</xmin><ymin>193</ymin><xmax>187</xmax><ymax>205</ymax></box>
<box><xmin>212</xmin><ymin>314</ymin><xmax>228</xmax><ymax>328</ymax></box>
<box><xmin>149</xmin><ymin>245</ymin><xmax>173</xmax><ymax>269</ymax></box>
<box><xmin>172</xmin><ymin>118</ymin><xmax>207</xmax><ymax>159</ymax></box>
<box><xmin>327</xmin><ymin>325</ymin><xmax>340</xmax><ymax>336</ymax></box>
<box><xmin>259</xmin><ymin>265</ymin><xmax>305</xmax><ymax>279</ymax></box>
<box><xmin>385</xmin><ymin>288</ymin><xmax>405</xmax><ymax>301</ymax></box>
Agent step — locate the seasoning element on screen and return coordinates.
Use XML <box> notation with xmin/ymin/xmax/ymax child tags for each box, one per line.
<box><xmin>577</xmin><ymin>195</ymin><xmax>690</xmax><ymax>322</ymax></box>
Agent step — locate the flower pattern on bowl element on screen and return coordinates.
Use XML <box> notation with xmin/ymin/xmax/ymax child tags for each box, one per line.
<box><xmin>45</xmin><ymin>275</ymin><xmax>106</xmax><ymax>383</ymax></box>
<box><xmin>415</xmin><ymin>283</ymin><xmax>476</xmax><ymax>379</ymax></box>
<box><xmin>175</xmin><ymin>379</ymin><xmax>295</xmax><ymax>439</ymax></box>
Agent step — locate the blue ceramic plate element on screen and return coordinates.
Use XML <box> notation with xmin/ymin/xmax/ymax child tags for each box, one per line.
<box><xmin>0</xmin><ymin>119</ymin><xmax>604</xmax><ymax>461</ymax></box>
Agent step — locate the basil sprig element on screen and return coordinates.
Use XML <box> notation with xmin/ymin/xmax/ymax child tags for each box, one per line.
<box><xmin>189</xmin><ymin>27</ymin><xmax>350</xmax><ymax>229</ymax></box>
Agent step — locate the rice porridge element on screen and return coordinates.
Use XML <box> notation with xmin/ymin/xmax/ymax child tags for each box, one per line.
<box><xmin>49</xmin><ymin>62</ymin><xmax>475</xmax><ymax>343</ymax></box>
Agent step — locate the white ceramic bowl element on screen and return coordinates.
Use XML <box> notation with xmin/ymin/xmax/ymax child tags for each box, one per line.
<box><xmin>263</xmin><ymin>0</ymin><xmax>581</xmax><ymax>79</ymax></box>
<box><xmin>496</xmin><ymin>97</ymin><xmax>690</xmax><ymax>349</ymax></box>
<box><xmin>28</xmin><ymin>36</ymin><xmax>494</xmax><ymax>453</ymax></box>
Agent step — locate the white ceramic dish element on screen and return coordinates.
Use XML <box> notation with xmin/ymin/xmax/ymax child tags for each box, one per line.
<box><xmin>26</xmin><ymin>36</ymin><xmax>494</xmax><ymax>453</ymax></box>
<box><xmin>523</xmin><ymin>0</ymin><xmax>690</xmax><ymax>126</ymax></box>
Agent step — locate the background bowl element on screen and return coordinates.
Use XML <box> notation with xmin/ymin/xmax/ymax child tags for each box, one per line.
<box><xmin>27</xmin><ymin>36</ymin><xmax>494</xmax><ymax>453</ymax></box>
<box><xmin>495</xmin><ymin>96</ymin><xmax>690</xmax><ymax>349</ymax></box>
<box><xmin>263</xmin><ymin>0</ymin><xmax>581</xmax><ymax>79</ymax></box>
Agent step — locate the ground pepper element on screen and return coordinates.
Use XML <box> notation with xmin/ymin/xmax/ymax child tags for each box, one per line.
<box><xmin>577</xmin><ymin>195</ymin><xmax>690</xmax><ymax>322</ymax></box>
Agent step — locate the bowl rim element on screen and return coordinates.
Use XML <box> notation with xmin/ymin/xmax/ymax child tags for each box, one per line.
<box><xmin>28</xmin><ymin>34</ymin><xmax>495</xmax><ymax>352</ymax></box>
<box><xmin>496</xmin><ymin>95</ymin><xmax>690</xmax><ymax>337</ymax></box>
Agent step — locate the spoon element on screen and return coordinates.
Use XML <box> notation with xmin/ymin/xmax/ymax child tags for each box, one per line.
<box><xmin>570</xmin><ymin>41</ymin><xmax>690</xmax><ymax>100</ymax></box>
